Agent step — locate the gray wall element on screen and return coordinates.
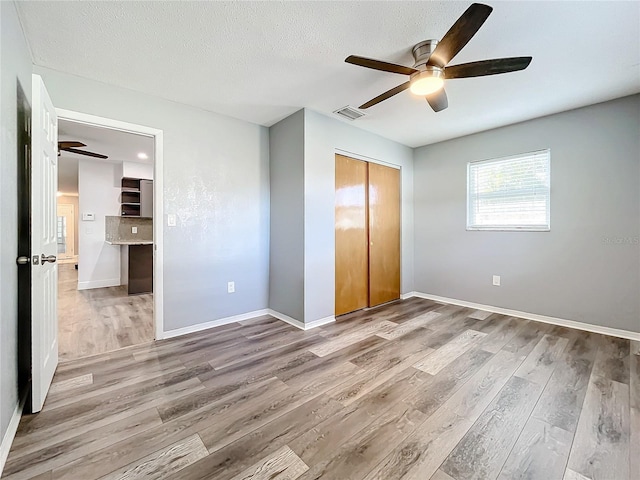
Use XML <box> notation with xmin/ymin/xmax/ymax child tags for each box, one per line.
<box><xmin>268</xmin><ymin>110</ymin><xmax>305</xmax><ymax>321</ymax></box>
<box><xmin>304</xmin><ymin>109</ymin><xmax>414</xmax><ymax>323</ymax></box>
<box><xmin>0</xmin><ymin>0</ymin><xmax>32</xmax><ymax>446</ymax></box>
<box><xmin>34</xmin><ymin>67</ymin><xmax>270</xmax><ymax>331</ymax></box>
<box><xmin>413</xmin><ymin>95</ymin><xmax>640</xmax><ymax>333</ymax></box>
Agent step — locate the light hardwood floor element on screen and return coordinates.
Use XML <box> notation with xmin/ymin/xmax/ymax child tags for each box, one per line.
<box><xmin>58</xmin><ymin>264</ymin><xmax>153</xmax><ymax>361</ymax></box>
<box><xmin>4</xmin><ymin>298</ymin><xmax>637</xmax><ymax>479</ymax></box>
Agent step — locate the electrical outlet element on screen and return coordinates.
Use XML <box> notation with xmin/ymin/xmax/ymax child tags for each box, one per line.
<box><xmin>493</xmin><ymin>275</ymin><xmax>501</xmax><ymax>286</ymax></box>
<box><xmin>167</xmin><ymin>214</ymin><xmax>177</xmax><ymax>227</ymax></box>
<box><xmin>227</xmin><ymin>281</ymin><xmax>235</xmax><ymax>293</ymax></box>
<box><xmin>132</xmin><ymin>226</ymin><xmax>138</xmax><ymax>234</ymax></box>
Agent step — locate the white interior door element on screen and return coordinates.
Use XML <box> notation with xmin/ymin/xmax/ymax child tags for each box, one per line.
<box><xmin>31</xmin><ymin>74</ymin><xmax>59</xmax><ymax>413</ymax></box>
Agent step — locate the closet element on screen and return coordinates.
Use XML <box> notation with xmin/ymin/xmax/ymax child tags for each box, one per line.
<box><xmin>335</xmin><ymin>154</ymin><xmax>400</xmax><ymax>316</ymax></box>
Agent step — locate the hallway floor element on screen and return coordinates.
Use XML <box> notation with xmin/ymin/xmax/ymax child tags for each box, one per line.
<box><xmin>58</xmin><ymin>263</ymin><xmax>153</xmax><ymax>361</ymax></box>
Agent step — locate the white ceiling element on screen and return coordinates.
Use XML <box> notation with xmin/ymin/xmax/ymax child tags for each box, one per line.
<box><xmin>58</xmin><ymin>120</ymin><xmax>154</xmax><ymax>164</ymax></box>
<box><xmin>17</xmin><ymin>1</ymin><xmax>640</xmax><ymax>148</ymax></box>
<box><xmin>57</xmin><ymin>119</ymin><xmax>154</xmax><ymax>195</ymax></box>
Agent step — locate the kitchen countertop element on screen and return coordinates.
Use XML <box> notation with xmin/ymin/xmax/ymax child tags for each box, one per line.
<box><xmin>105</xmin><ymin>240</ymin><xmax>153</xmax><ymax>245</ymax></box>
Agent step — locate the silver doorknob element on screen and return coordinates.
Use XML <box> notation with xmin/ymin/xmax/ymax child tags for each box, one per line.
<box><xmin>41</xmin><ymin>254</ymin><xmax>57</xmax><ymax>264</ymax></box>
<box><xmin>16</xmin><ymin>256</ymin><xmax>30</xmax><ymax>265</ymax></box>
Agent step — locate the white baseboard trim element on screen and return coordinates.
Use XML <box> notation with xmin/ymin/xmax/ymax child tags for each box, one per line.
<box><xmin>162</xmin><ymin>308</ymin><xmax>335</xmax><ymax>340</ymax></box>
<box><xmin>77</xmin><ymin>278</ymin><xmax>121</xmax><ymax>290</ymax></box>
<box><xmin>404</xmin><ymin>291</ymin><xmax>640</xmax><ymax>341</ymax></box>
<box><xmin>0</xmin><ymin>395</ymin><xmax>25</xmax><ymax>478</ymax></box>
<box><xmin>268</xmin><ymin>310</ymin><xmax>305</xmax><ymax>329</ymax></box>
<box><xmin>268</xmin><ymin>310</ymin><xmax>335</xmax><ymax>331</ymax></box>
<box><xmin>305</xmin><ymin>315</ymin><xmax>336</xmax><ymax>330</ymax></box>
<box><xmin>162</xmin><ymin>309</ymin><xmax>269</xmax><ymax>339</ymax></box>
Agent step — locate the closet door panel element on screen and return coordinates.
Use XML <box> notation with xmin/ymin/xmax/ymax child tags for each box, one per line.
<box><xmin>368</xmin><ymin>162</ymin><xmax>401</xmax><ymax>307</ymax></box>
<box><xmin>335</xmin><ymin>155</ymin><xmax>369</xmax><ymax>316</ymax></box>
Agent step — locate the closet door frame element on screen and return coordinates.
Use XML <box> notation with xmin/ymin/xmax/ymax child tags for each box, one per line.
<box><xmin>334</xmin><ymin>150</ymin><xmax>402</xmax><ymax>316</ymax></box>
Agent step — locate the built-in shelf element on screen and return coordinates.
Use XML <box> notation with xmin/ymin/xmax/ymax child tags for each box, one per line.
<box><xmin>121</xmin><ymin>205</ymin><xmax>140</xmax><ymax>217</ymax></box>
<box><xmin>121</xmin><ymin>178</ymin><xmax>140</xmax><ymax>190</ymax></box>
<box><xmin>121</xmin><ymin>177</ymin><xmax>153</xmax><ymax>217</ymax></box>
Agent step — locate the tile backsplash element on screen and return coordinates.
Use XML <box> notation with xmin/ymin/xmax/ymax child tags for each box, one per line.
<box><xmin>105</xmin><ymin>216</ymin><xmax>153</xmax><ymax>243</ymax></box>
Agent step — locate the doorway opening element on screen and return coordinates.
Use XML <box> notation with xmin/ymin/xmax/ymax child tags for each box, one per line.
<box><xmin>55</xmin><ymin>110</ymin><xmax>164</xmax><ymax>361</ymax></box>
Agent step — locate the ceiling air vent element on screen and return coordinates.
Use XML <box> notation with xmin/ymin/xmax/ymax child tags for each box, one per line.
<box><xmin>333</xmin><ymin>106</ymin><xmax>365</xmax><ymax>121</ymax></box>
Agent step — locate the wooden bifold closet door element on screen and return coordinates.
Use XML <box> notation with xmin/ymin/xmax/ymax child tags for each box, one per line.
<box><xmin>368</xmin><ymin>162</ymin><xmax>401</xmax><ymax>307</ymax></box>
<box><xmin>335</xmin><ymin>154</ymin><xmax>400</xmax><ymax>316</ymax></box>
<box><xmin>335</xmin><ymin>155</ymin><xmax>369</xmax><ymax>316</ymax></box>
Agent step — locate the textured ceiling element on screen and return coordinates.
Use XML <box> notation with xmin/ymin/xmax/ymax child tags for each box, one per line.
<box><xmin>17</xmin><ymin>1</ymin><xmax>640</xmax><ymax>147</ymax></box>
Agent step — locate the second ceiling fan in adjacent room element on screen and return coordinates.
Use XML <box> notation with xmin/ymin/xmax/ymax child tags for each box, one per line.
<box><xmin>58</xmin><ymin>141</ymin><xmax>108</xmax><ymax>159</ymax></box>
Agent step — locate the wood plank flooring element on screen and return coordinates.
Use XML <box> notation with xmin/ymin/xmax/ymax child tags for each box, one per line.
<box><xmin>3</xmin><ymin>298</ymin><xmax>636</xmax><ymax>480</ymax></box>
<box><xmin>58</xmin><ymin>264</ymin><xmax>153</xmax><ymax>361</ymax></box>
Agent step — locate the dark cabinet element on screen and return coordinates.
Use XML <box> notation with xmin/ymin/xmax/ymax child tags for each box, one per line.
<box><xmin>128</xmin><ymin>244</ymin><xmax>153</xmax><ymax>295</ymax></box>
<box><xmin>121</xmin><ymin>177</ymin><xmax>153</xmax><ymax>218</ymax></box>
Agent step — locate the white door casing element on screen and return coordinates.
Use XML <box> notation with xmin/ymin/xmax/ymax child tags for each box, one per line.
<box><xmin>31</xmin><ymin>74</ymin><xmax>59</xmax><ymax>412</ymax></box>
<box><xmin>56</xmin><ymin>108</ymin><xmax>164</xmax><ymax>340</ymax></box>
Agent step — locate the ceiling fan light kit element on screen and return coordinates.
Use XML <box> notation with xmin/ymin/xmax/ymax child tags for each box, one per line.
<box><xmin>409</xmin><ymin>40</ymin><xmax>444</xmax><ymax>95</ymax></box>
<box><xmin>344</xmin><ymin>3</ymin><xmax>532</xmax><ymax>112</ymax></box>
<box><xmin>410</xmin><ymin>67</ymin><xmax>445</xmax><ymax>96</ymax></box>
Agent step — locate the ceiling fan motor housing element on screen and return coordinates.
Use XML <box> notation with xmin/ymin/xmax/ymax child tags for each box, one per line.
<box><xmin>412</xmin><ymin>39</ymin><xmax>439</xmax><ymax>70</ymax></box>
<box><xmin>410</xmin><ymin>40</ymin><xmax>445</xmax><ymax>88</ymax></box>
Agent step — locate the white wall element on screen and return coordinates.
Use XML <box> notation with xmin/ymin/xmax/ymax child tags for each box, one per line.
<box><xmin>413</xmin><ymin>95</ymin><xmax>640</xmax><ymax>333</ymax></box>
<box><xmin>35</xmin><ymin>66</ymin><xmax>270</xmax><ymax>331</ymax></box>
<box><xmin>123</xmin><ymin>161</ymin><xmax>153</xmax><ymax>180</ymax></box>
<box><xmin>78</xmin><ymin>161</ymin><xmax>121</xmax><ymax>289</ymax></box>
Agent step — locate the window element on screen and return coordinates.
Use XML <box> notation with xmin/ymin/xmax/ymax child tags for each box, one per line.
<box><xmin>467</xmin><ymin>149</ymin><xmax>550</xmax><ymax>231</ymax></box>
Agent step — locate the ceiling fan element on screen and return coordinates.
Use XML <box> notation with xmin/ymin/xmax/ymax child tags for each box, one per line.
<box><xmin>58</xmin><ymin>141</ymin><xmax>108</xmax><ymax>159</ymax></box>
<box><xmin>345</xmin><ymin>3</ymin><xmax>532</xmax><ymax>112</ymax></box>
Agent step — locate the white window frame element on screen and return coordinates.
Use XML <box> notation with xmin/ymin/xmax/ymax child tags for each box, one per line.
<box><xmin>466</xmin><ymin>149</ymin><xmax>551</xmax><ymax>232</ymax></box>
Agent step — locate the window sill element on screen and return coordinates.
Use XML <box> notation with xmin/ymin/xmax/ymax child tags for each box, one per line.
<box><xmin>466</xmin><ymin>227</ymin><xmax>550</xmax><ymax>232</ymax></box>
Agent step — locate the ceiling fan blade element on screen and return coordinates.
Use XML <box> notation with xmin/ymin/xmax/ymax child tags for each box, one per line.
<box><xmin>346</xmin><ymin>55</ymin><xmax>418</xmax><ymax>76</ymax></box>
<box><xmin>359</xmin><ymin>81</ymin><xmax>411</xmax><ymax>109</ymax></box>
<box><xmin>58</xmin><ymin>141</ymin><xmax>86</xmax><ymax>149</ymax></box>
<box><xmin>428</xmin><ymin>3</ymin><xmax>493</xmax><ymax>68</ymax></box>
<box><xmin>445</xmin><ymin>57</ymin><xmax>532</xmax><ymax>79</ymax></box>
<box><xmin>426</xmin><ymin>89</ymin><xmax>448</xmax><ymax>112</ymax></box>
<box><xmin>62</xmin><ymin>147</ymin><xmax>108</xmax><ymax>159</ymax></box>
